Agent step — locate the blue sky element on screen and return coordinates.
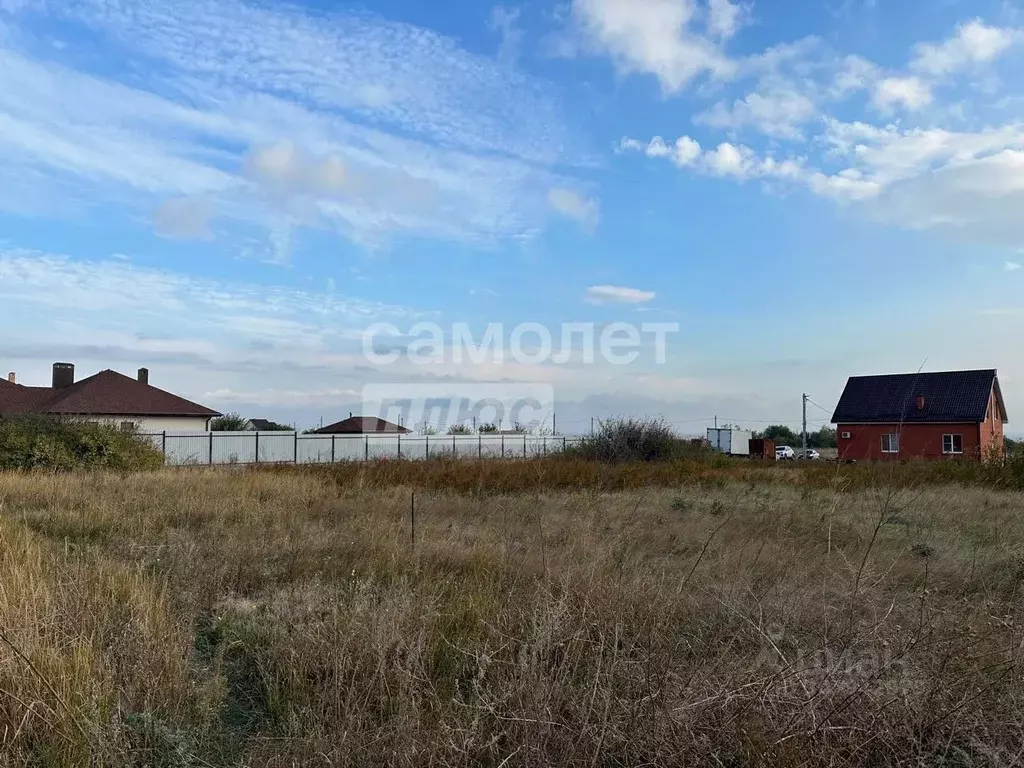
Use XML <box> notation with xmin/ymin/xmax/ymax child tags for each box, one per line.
<box><xmin>1</xmin><ymin>0</ymin><xmax>1023</xmax><ymax>433</ymax></box>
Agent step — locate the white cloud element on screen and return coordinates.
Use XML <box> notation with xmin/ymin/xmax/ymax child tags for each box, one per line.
<box><xmin>622</xmin><ymin>120</ymin><xmax>1024</xmax><ymax>235</ymax></box>
<box><xmin>571</xmin><ymin>0</ymin><xmax>736</xmax><ymax>92</ymax></box>
<box><xmin>671</xmin><ymin>136</ymin><xmax>703</xmax><ymax>166</ymax></box>
<box><xmin>814</xmin><ymin>123</ymin><xmax>1024</xmax><ymax>241</ymax></box>
<box><xmin>707</xmin><ymin>0</ymin><xmax>744</xmax><ymax>40</ymax></box>
<box><xmin>489</xmin><ymin>5</ymin><xmax>524</xmax><ymax>65</ymax></box>
<box><xmin>696</xmin><ymin>83</ymin><xmax>818</xmax><ymax>140</ymax></box>
<box><xmin>0</xmin><ymin>0</ymin><xmax>584</xmax><ymax>248</ymax></box>
<box><xmin>912</xmin><ymin>19</ymin><xmax>1019</xmax><ymax>76</ymax></box>
<box><xmin>153</xmin><ymin>198</ymin><xmax>214</xmax><ymax>240</ymax></box>
<box><xmin>1006</xmin><ymin>261</ymin><xmax>1022</xmax><ymax>272</ymax></box>
<box><xmin>806</xmin><ymin>169</ymin><xmax>881</xmax><ymax>201</ymax></box>
<box><xmin>548</xmin><ymin>187</ymin><xmax>600</xmax><ymax>230</ymax></box>
<box><xmin>822</xmin><ymin>121</ymin><xmax>1024</xmax><ymax>187</ymax></box>
<box><xmin>868</xmin><ymin>150</ymin><xmax>1024</xmax><ymax>241</ymax></box>
<box><xmin>830</xmin><ymin>55</ymin><xmax>879</xmax><ymax>97</ymax></box>
<box><xmin>872</xmin><ymin>76</ymin><xmax>932</xmax><ymax>111</ymax></box>
<box><xmin>621</xmin><ymin>134</ymin><xmax>804</xmax><ymax>181</ymax></box>
<box><xmin>622</xmin><ymin>135</ymin><xmax>703</xmax><ymax>166</ymax></box>
<box><xmin>585</xmin><ymin>285</ymin><xmax>656</xmax><ymax>304</ymax></box>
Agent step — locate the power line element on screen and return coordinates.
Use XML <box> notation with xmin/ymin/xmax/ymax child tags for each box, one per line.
<box><xmin>805</xmin><ymin>397</ymin><xmax>834</xmax><ymax>416</ymax></box>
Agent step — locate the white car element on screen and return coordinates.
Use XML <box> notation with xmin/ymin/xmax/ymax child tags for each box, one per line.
<box><xmin>800</xmin><ymin>448</ymin><xmax>821</xmax><ymax>460</ymax></box>
<box><xmin>775</xmin><ymin>445</ymin><xmax>795</xmax><ymax>460</ymax></box>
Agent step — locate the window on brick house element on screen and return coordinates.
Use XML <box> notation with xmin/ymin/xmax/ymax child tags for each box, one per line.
<box><xmin>943</xmin><ymin>434</ymin><xmax>963</xmax><ymax>454</ymax></box>
<box><xmin>881</xmin><ymin>433</ymin><xmax>899</xmax><ymax>453</ymax></box>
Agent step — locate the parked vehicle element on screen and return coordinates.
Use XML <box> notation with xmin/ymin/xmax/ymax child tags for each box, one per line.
<box><xmin>775</xmin><ymin>445</ymin><xmax>795</xmax><ymax>460</ymax></box>
<box><xmin>800</xmin><ymin>448</ymin><xmax>821</xmax><ymax>460</ymax></box>
<box><xmin>706</xmin><ymin>427</ymin><xmax>753</xmax><ymax>456</ymax></box>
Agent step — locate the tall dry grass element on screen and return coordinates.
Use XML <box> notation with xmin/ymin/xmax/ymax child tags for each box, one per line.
<box><xmin>1</xmin><ymin>469</ymin><xmax>1022</xmax><ymax>765</ymax></box>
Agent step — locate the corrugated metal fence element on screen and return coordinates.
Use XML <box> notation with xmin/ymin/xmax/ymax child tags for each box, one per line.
<box><xmin>141</xmin><ymin>431</ymin><xmax>578</xmax><ymax>466</ymax></box>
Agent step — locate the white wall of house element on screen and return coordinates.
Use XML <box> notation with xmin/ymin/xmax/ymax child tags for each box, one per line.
<box><xmin>81</xmin><ymin>415</ymin><xmax>212</xmax><ymax>432</ymax></box>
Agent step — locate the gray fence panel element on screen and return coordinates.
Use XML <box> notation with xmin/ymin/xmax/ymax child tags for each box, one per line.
<box><xmin>210</xmin><ymin>432</ymin><xmax>257</xmax><ymax>464</ymax></box>
<box><xmin>143</xmin><ymin>432</ymin><xmax>579</xmax><ymax>466</ymax></box>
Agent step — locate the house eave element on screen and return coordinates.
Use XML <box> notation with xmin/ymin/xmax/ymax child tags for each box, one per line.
<box><xmin>834</xmin><ymin>420</ymin><xmax>984</xmax><ymax>426</ymax></box>
<box><xmin>46</xmin><ymin>411</ymin><xmax>221</xmax><ymax>418</ymax></box>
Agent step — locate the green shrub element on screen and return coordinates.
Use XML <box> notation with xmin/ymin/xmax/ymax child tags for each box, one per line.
<box><xmin>565</xmin><ymin>417</ymin><xmax>720</xmax><ymax>463</ymax></box>
<box><xmin>0</xmin><ymin>416</ymin><xmax>164</xmax><ymax>471</ymax></box>
<box><xmin>210</xmin><ymin>412</ymin><xmax>250</xmax><ymax>431</ymax></box>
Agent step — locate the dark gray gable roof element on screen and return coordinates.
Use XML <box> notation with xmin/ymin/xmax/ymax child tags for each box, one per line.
<box><xmin>832</xmin><ymin>369</ymin><xmax>1005</xmax><ymax>424</ymax></box>
<box><xmin>314</xmin><ymin>416</ymin><xmax>411</xmax><ymax>434</ymax></box>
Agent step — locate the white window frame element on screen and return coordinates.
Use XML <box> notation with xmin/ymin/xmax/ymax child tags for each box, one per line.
<box><xmin>942</xmin><ymin>434</ymin><xmax>963</xmax><ymax>455</ymax></box>
<box><xmin>881</xmin><ymin>433</ymin><xmax>900</xmax><ymax>454</ymax></box>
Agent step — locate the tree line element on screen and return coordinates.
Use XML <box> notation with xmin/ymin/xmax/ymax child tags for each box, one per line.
<box><xmin>753</xmin><ymin>424</ymin><xmax>838</xmax><ymax>449</ymax></box>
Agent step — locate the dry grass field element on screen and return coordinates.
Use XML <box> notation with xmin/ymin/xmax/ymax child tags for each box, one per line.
<box><xmin>1</xmin><ymin>464</ymin><xmax>1023</xmax><ymax>766</ymax></box>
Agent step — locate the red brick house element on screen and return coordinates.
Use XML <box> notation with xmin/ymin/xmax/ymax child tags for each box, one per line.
<box><xmin>831</xmin><ymin>369</ymin><xmax>1008</xmax><ymax>461</ymax></box>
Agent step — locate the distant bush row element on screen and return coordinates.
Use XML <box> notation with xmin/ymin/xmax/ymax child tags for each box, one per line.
<box><xmin>565</xmin><ymin>417</ymin><xmax>724</xmax><ymax>464</ymax></box>
<box><xmin>0</xmin><ymin>416</ymin><xmax>164</xmax><ymax>471</ymax></box>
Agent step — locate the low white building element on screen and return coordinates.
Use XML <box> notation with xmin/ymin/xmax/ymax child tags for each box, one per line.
<box><xmin>0</xmin><ymin>363</ymin><xmax>220</xmax><ymax>431</ymax></box>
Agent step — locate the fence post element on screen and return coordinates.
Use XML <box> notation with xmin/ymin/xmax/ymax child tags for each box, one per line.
<box><xmin>208</xmin><ymin>431</ymin><xmax>213</xmax><ymax>465</ymax></box>
<box><xmin>453</xmin><ymin>433</ymin><xmax>456</xmax><ymax>458</ymax></box>
<box><xmin>501</xmin><ymin>434</ymin><xmax>505</xmax><ymax>458</ymax></box>
<box><xmin>398</xmin><ymin>433</ymin><xmax>402</xmax><ymax>459</ymax></box>
<box><xmin>543</xmin><ymin>436</ymin><xmax>547</xmax><ymax>455</ymax></box>
<box><xmin>425</xmin><ymin>434</ymin><xmax>429</xmax><ymax>459</ymax></box>
<box><xmin>161</xmin><ymin>430</ymin><xmax>166</xmax><ymax>461</ymax></box>
<box><xmin>478</xmin><ymin>433</ymin><xmax>482</xmax><ymax>460</ymax></box>
<box><xmin>331</xmin><ymin>435</ymin><xmax>336</xmax><ymax>464</ymax></box>
<box><xmin>294</xmin><ymin>431</ymin><xmax>299</xmax><ymax>463</ymax></box>
<box><xmin>365</xmin><ymin>435</ymin><xmax>369</xmax><ymax>462</ymax></box>
<box><xmin>523</xmin><ymin>434</ymin><xmax>527</xmax><ymax>459</ymax></box>
<box><xmin>255</xmin><ymin>431</ymin><xmax>260</xmax><ymax>464</ymax></box>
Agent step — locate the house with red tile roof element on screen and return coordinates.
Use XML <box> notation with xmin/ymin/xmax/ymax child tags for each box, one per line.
<box><xmin>0</xmin><ymin>363</ymin><xmax>221</xmax><ymax>432</ymax></box>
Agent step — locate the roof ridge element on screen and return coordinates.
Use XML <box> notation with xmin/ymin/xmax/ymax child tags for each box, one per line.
<box><xmin>833</xmin><ymin>369</ymin><xmax>1000</xmax><ymax>425</ymax></box>
<box><xmin>849</xmin><ymin>369</ymin><xmax>996</xmax><ymax>378</ymax></box>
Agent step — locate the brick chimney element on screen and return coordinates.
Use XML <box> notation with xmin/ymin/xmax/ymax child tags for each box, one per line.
<box><xmin>52</xmin><ymin>362</ymin><xmax>74</xmax><ymax>389</ymax></box>
<box><xmin>6</xmin><ymin>372</ymin><xmax>14</xmax><ymax>384</ymax></box>
<box><xmin>915</xmin><ymin>395</ymin><xmax>926</xmax><ymax>412</ymax></box>
<box><xmin>137</xmin><ymin>367</ymin><xmax>149</xmax><ymax>385</ymax></box>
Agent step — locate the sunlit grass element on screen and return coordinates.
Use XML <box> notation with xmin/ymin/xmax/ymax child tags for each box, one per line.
<box><xmin>1</xmin><ymin>468</ymin><xmax>1022</xmax><ymax>765</ymax></box>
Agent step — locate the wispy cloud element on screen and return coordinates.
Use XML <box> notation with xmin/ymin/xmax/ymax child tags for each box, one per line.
<box><xmin>490</xmin><ymin>5</ymin><xmax>524</xmax><ymax>65</ymax></box>
<box><xmin>548</xmin><ymin>188</ymin><xmax>600</xmax><ymax>231</ymax></box>
<box><xmin>1007</xmin><ymin>261</ymin><xmax>1022</xmax><ymax>272</ymax></box>
<box><xmin>0</xmin><ymin>0</ymin><xmax>592</xmax><ymax>249</ymax></box>
<box><xmin>585</xmin><ymin>285</ymin><xmax>656</xmax><ymax>304</ymax></box>
<box><xmin>154</xmin><ymin>198</ymin><xmax>214</xmax><ymax>240</ymax></box>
